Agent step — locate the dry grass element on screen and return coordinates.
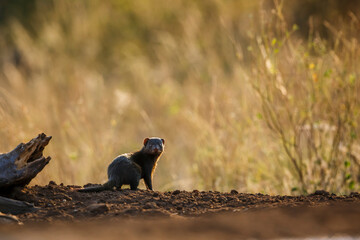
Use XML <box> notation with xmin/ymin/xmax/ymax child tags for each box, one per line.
<box><xmin>0</xmin><ymin>1</ymin><xmax>358</xmax><ymax>194</ymax></box>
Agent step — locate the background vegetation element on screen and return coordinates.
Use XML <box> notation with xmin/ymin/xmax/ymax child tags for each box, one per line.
<box><xmin>0</xmin><ymin>0</ymin><xmax>359</xmax><ymax>194</ymax></box>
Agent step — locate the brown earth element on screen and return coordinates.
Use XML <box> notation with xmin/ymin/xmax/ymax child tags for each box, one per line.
<box><xmin>1</xmin><ymin>182</ymin><xmax>360</xmax><ymax>239</ymax></box>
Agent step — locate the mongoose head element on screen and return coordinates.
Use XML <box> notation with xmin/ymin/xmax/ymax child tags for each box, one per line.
<box><xmin>142</xmin><ymin>137</ymin><xmax>165</xmax><ymax>156</ymax></box>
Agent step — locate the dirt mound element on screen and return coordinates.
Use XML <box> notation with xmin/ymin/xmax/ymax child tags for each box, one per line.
<box><xmin>1</xmin><ymin>182</ymin><xmax>360</xmax><ymax>239</ymax></box>
<box><xmin>2</xmin><ymin>182</ymin><xmax>356</xmax><ymax>222</ymax></box>
<box><xmin>4</xmin><ymin>182</ymin><xmax>360</xmax><ymax>222</ymax></box>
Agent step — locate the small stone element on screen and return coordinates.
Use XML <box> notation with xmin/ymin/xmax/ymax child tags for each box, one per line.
<box><xmin>172</xmin><ymin>190</ymin><xmax>181</xmax><ymax>195</ymax></box>
<box><xmin>313</xmin><ymin>190</ymin><xmax>330</xmax><ymax>196</ymax></box>
<box><xmin>350</xmin><ymin>192</ymin><xmax>360</xmax><ymax>197</ymax></box>
<box><xmin>48</xmin><ymin>181</ymin><xmax>56</xmax><ymax>185</ymax></box>
<box><xmin>143</xmin><ymin>202</ymin><xmax>158</xmax><ymax>209</ymax></box>
<box><xmin>230</xmin><ymin>190</ymin><xmax>238</xmax><ymax>194</ymax></box>
<box><xmin>86</xmin><ymin>203</ymin><xmax>109</xmax><ymax>214</ymax></box>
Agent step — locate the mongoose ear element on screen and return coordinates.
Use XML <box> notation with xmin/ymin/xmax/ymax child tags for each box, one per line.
<box><xmin>161</xmin><ymin>138</ymin><xmax>165</xmax><ymax>145</ymax></box>
<box><xmin>143</xmin><ymin>138</ymin><xmax>149</xmax><ymax>146</ymax></box>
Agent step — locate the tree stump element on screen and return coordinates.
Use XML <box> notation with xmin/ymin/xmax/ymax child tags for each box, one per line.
<box><xmin>0</xmin><ymin>133</ymin><xmax>52</xmax><ymax>191</ymax></box>
<box><xmin>0</xmin><ymin>133</ymin><xmax>52</xmax><ymax>216</ymax></box>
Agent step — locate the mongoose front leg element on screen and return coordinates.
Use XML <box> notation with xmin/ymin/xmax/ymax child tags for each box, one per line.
<box><xmin>130</xmin><ymin>178</ymin><xmax>139</xmax><ymax>190</ymax></box>
<box><xmin>144</xmin><ymin>174</ymin><xmax>153</xmax><ymax>190</ymax></box>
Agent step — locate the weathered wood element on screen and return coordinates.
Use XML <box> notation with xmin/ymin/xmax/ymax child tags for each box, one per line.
<box><xmin>0</xmin><ymin>213</ymin><xmax>22</xmax><ymax>225</ymax></box>
<box><xmin>0</xmin><ymin>196</ymin><xmax>38</xmax><ymax>215</ymax></box>
<box><xmin>0</xmin><ymin>212</ymin><xmax>22</xmax><ymax>225</ymax></box>
<box><xmin>0</xmin><ymin>133</ymin><xmax>52</xmax><ymax>191</ymax></box>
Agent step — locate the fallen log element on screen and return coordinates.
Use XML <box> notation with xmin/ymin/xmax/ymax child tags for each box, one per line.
<box><xmin>0</xmin><ymin>133</ymin><xmax>52</xmax><ymax>191</ymax></box>
<box><xmin>0</xmin><ymin>196</ymin><xmax>38</xmax><ymax>215</ymax></box>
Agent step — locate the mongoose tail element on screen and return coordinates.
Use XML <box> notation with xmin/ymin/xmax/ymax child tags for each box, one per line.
<box><xmin>78</xmin><ymin>180</ymin><xmax>115</xmax><ymax>192</ymax></box>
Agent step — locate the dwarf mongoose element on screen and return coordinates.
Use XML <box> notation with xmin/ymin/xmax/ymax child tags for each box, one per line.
<box><xmin>78</xmin><ymin>137</ymin><xmax>164</xmax><ymax>192</ymax></box>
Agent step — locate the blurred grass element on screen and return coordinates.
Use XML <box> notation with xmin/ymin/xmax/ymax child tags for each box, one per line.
<box><xmin>0</xmin><ymin>0</ymin><xmax>358</xmax><ymax>194</ymax></box>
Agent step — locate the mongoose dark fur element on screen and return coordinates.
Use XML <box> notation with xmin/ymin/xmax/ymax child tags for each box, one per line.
<box><xmin>78</xmin><ymin>137</ymin><xmax>164</xmax><ymax>192</ymax></box>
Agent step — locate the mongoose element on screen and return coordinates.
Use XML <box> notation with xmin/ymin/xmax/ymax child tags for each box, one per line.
<box><xmin>78</xmin><ymin>137</ymin><xmax>164</xmax><ymax>192</ymax></box>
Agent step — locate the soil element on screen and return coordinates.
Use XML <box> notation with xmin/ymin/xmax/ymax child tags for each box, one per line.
<box><xmin>1</xmin><ymin>182</ymin><xmax>360</xmax><ymax>239</ymax></box>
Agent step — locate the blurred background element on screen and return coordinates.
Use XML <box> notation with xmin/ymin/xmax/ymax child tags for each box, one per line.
<box><xmin>0</xmin><ymin>0</ymin><xmax>359</xmax><ymax>194</ymax></box>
